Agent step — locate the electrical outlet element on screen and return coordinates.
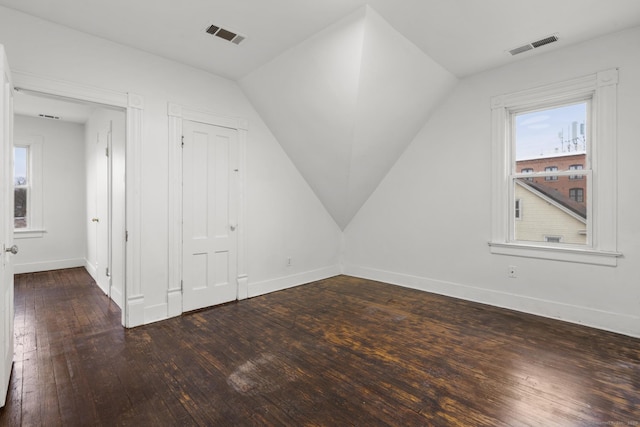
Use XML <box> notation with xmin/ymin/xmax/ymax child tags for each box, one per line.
<box><xmin>508</xmin><ymin>265</ymin><xmax>517</xmax><ymax>278</ymax></box>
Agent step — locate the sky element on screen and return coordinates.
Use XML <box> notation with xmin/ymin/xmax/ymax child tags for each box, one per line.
<box><xmin>515</xmin><ymin>102</ymin><xmax>587</xmax><ymax>160</ymax></box>
<box><xmin>14</xmin><ymin>146</ymin><xmax>27</xmax><ymax>183</ymax></box>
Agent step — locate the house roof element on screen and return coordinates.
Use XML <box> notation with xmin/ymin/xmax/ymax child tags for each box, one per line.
<box><xmin>518</xmin><ymin>180</ymin><xmax>587</xmax><ymax>219</ymax></box>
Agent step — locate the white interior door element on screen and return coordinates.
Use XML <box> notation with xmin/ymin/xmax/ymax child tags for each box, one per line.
<box><xmin>95</xmin><ymin>123</ymin><xmax>111</xmax><ymax>295</ymax></box>
<box><xmin>0</xmin><ymin>45</ymin><xmax>15</xmax><ymax>408</ymax></box>
<box><xmin>182</xmin><ymin>120</ymin><xmax>238</xmax><ymax>312</ymax></box>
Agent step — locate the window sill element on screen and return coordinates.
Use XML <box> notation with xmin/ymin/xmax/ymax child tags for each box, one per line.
<box><xmin>488</xmin><ymin>242</ymin><xmax>622</xmax><ymax>267</ymax></box>
<box><xmin>14</xmin><ymin>229</ymin><xmax>46</xmax><ymax>239</ymax></box>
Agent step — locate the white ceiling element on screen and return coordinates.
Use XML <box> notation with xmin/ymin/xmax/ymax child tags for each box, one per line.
<box><xmin>1</xmin><ymin>0</ymin><xmax>639</xmax><ymax>80</ymax></box>
<box><xmin>14</xmin><ymin>90</ymin><xmax>95</xmax><ymax>124</ymax></box>
<box><xmin>4</xmin><ymin>0</ymin><xmax>639</xmax><ymax>229</ymax></box>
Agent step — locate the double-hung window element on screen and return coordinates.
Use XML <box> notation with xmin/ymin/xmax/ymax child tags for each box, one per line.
<box><xmin>490</xmin><ymin>69</ymin><xmax>621</xmax><ymax>266</ymax></box>
<box><xmin>13</xmin><ymin>137</ymin><xmax>44</xmax><ymax>238</ymax></box>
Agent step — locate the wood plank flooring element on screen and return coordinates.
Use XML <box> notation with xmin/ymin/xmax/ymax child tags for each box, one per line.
<box><xmin>1</xmin><ymin>268</ymin><xmax>639</xmax><ymax>426</ymax></box>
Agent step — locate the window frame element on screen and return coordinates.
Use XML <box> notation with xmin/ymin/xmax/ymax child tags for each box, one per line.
<box><xmin>14</xmin><ymin>137</ymin><xmax>44</xmax><ymax>239</ymax></box>
<box><xmin>569</xmin><ymin>164</ymin><xmax>583</xmax><ymax>180</ymax></box>
<box><xmin>489</xmin><ymin>69</ymin><xmax>621</xmax><ymax>266</ymax></box>
<box><xmin>569</xmin><ymin>187</ymin><xmax>584</xmax><ymax>203</ymax></box>
<box><xmin>543</xmin><ymin>166</ymin><xmax>558</xmax><ymax>181</ymax></box>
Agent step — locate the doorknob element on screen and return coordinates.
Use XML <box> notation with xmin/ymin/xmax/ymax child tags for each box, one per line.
<box><xmin>91</xmin><ymin>218</ymin><xmax>100</xmax><ymax>223</ymax></box>
<box><xmin>230</xmin><ymin>224</ymin><xmax>237</xmax><ymax>231</ymax></box>
<box><xmin>4</xmin><ymin>245</ymin><xmax>18</xmax><ymax>255</ymax></box>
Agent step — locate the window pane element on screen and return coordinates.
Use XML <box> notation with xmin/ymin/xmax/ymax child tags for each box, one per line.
<box><xmin>14</xmin><ymin>188</ymin><xmax>27</xmax><ymax>229</ymax></box>
<box><xmin>515</xmin><ymin>102</ymin><xmax>587</xmax><ymax>165</ymax></box>
<box><xmin>514</xmin><ymin>176</ymin><xmax>587</xmax><ymax>245</ymax></box>
<box><xmin>14</xmin><ymin>146</ymin><xmax>28</xmax><ymax>185</ymax></box>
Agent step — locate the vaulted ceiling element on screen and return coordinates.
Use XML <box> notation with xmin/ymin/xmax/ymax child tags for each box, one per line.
<box><xmin>240</xmin><ymin>7</ymin><xmax>456</xmax><ymax>227</ymax></box>
<box><xmin>2</xmin><ymin>0</ymin><xmax>640</xmax><ymax>227</ymax></box>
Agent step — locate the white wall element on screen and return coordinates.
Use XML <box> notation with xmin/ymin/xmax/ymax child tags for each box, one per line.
<box><xmin>0</xmin><ymin>6</ymin><xmax>342</xmax><ymax>325</ymax></box>
<box><xmin>344</xmin><ymin>26</ymin><xmax>640</xmax><ymax>338</ymax></box>
<box><xmin>13</xmin><ymin>115</ymin><xmax>86</xmax><ymax>273</ymax></box>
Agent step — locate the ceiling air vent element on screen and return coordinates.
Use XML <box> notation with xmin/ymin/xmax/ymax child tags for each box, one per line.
<box><xmin>508</xmin><ymin>33</ymin><xmax>559</xmax><ymax>56</ymax></box>
<box><xmin>206</xmin><ymin>24</ymin><xmax>246</xmax><ymax>45</ymax></box>
<box><xmin>38</xmin><ymin>114</ymin><xmax>60</xmax><ymax>120</ymax></box>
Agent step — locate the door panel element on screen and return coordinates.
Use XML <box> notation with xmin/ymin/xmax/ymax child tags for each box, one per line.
<box><xmin>0</xmin><ymin>45</ymin><xmax>14</xmax><ymax>407</ymax></box>
<box><xmin>182</xmin><ymin>121</ymin><xmax>238</xmax><ymax>312</ymax></box>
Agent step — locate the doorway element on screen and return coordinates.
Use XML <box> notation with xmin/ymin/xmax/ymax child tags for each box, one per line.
<box><xmin>11</xmin><ymin>70</ymin><xmax>145</xmax><ymax>327</ymax></box>
<box><xmin>12</xmin><ymin>91</ymin><xmax>126</xmax><ymax>310</ymax></box>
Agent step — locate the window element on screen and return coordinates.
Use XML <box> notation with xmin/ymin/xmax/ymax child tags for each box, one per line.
<box><xmin>569</xmin><ymin>164</ymin><xmax>583</xmax><ymax>180</ymax></box>
<box><xmin>521</xmin><ymin>168</ymin><xmax>534</xmax><ymax>182</ymax></box>
<box><xmin>543</xmin><ymin>166</ymin><xmax>558</xmax><ymax>181</ymax></box>
<box><xmin>13</xmin><ymin>138</ymin><xmax>44</xmax><ymax>238</ymax></box>
<box><xmin>514</xmin><ymin>199</ymin><xmax>522</xmax><ymax>220</ymax></box>
<box><xmin>14</xmin><ymin>146</ymin><xmax>28</xmax><ymax>228</ymax></box>
<box><xmin>569</xmin><ymin>188</ymin><xmax>584</xmax><ymax>203</ymax></box>
<box><xmin>490</xmin><ymin>69</ymin><xmax>621</xmax><ymax>266</ymax></box>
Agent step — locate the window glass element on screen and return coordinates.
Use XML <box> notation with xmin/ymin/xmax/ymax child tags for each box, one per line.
<box><xmin>515</xmin><ymin>103</ymin><xmax>587</xmax><ymax>163</ymax></box>
<box><xmin>512</xmin><ymin>102</ymin><xmax>588</xmax><ymax>245</ymax></box>
<box><xmin>14</xmin><ymin>146</ymin><xmax>29</xmax><ymax>229</ymax></box>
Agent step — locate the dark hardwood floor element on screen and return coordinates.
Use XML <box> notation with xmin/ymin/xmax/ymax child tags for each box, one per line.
<box><xmin>1</xmin><ymin>268</ymin><xmax>639</xmax><ymax>426</ymax></box>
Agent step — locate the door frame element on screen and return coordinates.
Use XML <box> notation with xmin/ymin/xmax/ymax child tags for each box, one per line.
<box><xmin>12</xmin><ymin>71</ymin><xmax>144</xmax><ymax>328</ymax></box>
<box><xmin>167</xmin><ymin>103</ymin><xmax>248</xmax><ymax>316</ymax></box>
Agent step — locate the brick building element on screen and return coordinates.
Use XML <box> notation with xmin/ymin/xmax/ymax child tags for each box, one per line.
<box><xmin>516</xmin><ymin>152</ymin><xmax>586</xmax><ymax>206</ymax></box>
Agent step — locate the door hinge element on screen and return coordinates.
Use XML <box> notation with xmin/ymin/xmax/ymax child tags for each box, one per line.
<box><xmin>180</xmin><ymin>280</ymin><xmax>183</xmax><ymax>290</ymax></box>
<box><xmin>181</xmin><ymin>135</ymin><xmax>184</xmax><ymax>147</ymax></box>
<box><xmin>125</xmin><ymin>230</ymin><xmax>129</xmax><ymax>242</ymax></box>
<box><xmin>106</xmin><ymin>267</ymin><xmax>110</xmax><ymax>277</ymax></box>
<box><xmin>105</xmin><ymin>146</ymin><xmax>109</xmax><ymax>157</ymax></box>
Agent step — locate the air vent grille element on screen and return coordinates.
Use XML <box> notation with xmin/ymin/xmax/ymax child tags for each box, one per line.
<box><xmin>508</xmin><ymin>33</ymin><xmax>559</xmax><ymax>56</ymax></box>
<box><xmin>38</xmin><ymin>114</ymin><xmax>60</xmax><ymax>120</ymax></box>
<box><xmin>205</xmin><ymin>24</ymin><xmax>246</xmax><ymax>45</ymax></box>
<box><xmin>509</xmin><ymin>45</ymin><xmax>533</xmax><ymax>56</ymax></box>
<box><xmin>531</xmin><ymin>35</ymin><xmax>559</xmax><ymax>48</ymax></box>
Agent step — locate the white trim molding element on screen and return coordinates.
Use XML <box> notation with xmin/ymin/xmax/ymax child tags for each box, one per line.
<box><xmin>13</xmin><ymin>70</ymin><xmax>144</xmax><ymax>328</ymax></box>
<box><xmin>489</xmin><ymin>68</ymin><xmax>621</xmax><ymax>265</ymax></box>
<box><xmin>14</xmin><ymin>258</ymin><xmax>84</xmax><ymax>274</ymax></box>
<box><xmin>167</xmin><ymin>103</ymin><xmax>248</xmax><ymax>316</ymax></box>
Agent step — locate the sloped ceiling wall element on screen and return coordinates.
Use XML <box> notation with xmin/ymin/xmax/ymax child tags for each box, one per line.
<box><xmin>240</xmin><ymin>6</ymin><xmax>457</xmax><ymax>229</ymax></box>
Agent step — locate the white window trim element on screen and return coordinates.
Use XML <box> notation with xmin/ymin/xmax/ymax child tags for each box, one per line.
<box><xmin>489</xmin><ymin>69</ymin><xmax>621</xmax><ymax>266</ymax></box>
<box><xmin>14</xmin><ymin>136</ymin><xmax>45</xmax><ymax>239</ymax></box>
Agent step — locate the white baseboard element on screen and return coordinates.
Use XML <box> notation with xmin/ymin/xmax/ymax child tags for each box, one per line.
<box><xmin>84</xmin><ymin>260</ymin><xmax>98</xmax><ymax>282</ymax></box>
<box><xmin>144</xmin><ymin>303</ymin><xmax>168</xmax><ymax>325</ymax></box>
<box><xmin>126</xmin><ymin>296</ymin><xmax>145</xmax><ymax>328</ymax></box>
<box><xmin>14</xmin><ymin>258</ymin><xmax>85</xmax><ymax>274</ymax></box>
<box><xmin>345</xmin><ymin>264</ymin><xmax>640</xmax><ymax>339</ymax></box>
<box><xmin>248</xmin><ymin>265</ymin><xmax>341</xmax><ymax>298</ymax></box>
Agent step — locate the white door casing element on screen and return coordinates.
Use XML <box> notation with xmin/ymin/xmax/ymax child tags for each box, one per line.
<box><xmin>11</xmin><ymin>71</ymin><xmax>144</xmax><ymax>327</ymax></box>
<box><xmin>167</xmin><ymin>103</ymin><xmax>248</xmax><ymax>317</ymax></box>
<box><xmin>0</xmin><ymin>45</ymin><xmax>15</xmax><ymax>408</ymax></box>
<box><xmin>182</xmin><ymin>120</ymin><xmax>238</xmax><ymax>312</ymax></box>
